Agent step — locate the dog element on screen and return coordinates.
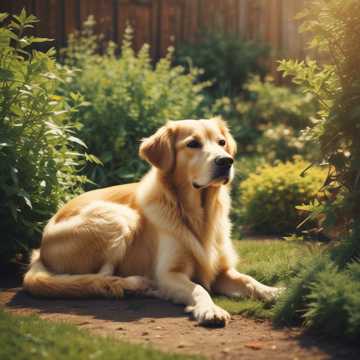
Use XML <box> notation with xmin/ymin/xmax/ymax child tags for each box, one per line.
<box><xmin>23</xmin><ymin>118</ymin><xmax>281</xmax><ymax>327</ymax></box>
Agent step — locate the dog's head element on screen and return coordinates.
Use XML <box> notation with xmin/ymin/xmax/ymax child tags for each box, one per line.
<box><xmin>139</xmin><ymin>118</ymin><xmax>236</xmax><ymax>189</ymax></box>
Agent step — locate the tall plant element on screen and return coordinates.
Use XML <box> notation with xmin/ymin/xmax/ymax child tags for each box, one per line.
<box><xmin>278</xmin><ymin>0</ymin><xmax>360</xmax><ymax>257</ymax></box>
<box><xmin>0</xmin><ymin>10</ymin><xmax>89</xmax><ymax>266</ymax></box>
<box><xmin>274</xmin><ymin>0</ymin><xmax>360</xmax><ymax>340</ymax></box>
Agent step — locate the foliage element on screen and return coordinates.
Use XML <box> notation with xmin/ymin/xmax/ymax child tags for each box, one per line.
<box><xmin>274</xmin><ymin>0</ymin><xmax>360</xmax><ymax>341</ymax></box>
<box><xmin>274</xmin><ymin>255</ymin><xmax>360</xmax><ymax>341</ymax></box>
<box><xmin>231</xmin><ymin>156</ymin><xmax>266</xmax><ymax>237</ymax></box>
<box><xmin>256</xmin><ymin>124</ymin><xmax>307</xmax><ymax>163</ymax></box>
<box><xmin>0</xmin><ymin>11</ymin><xmax>89</xmax><ymax>265</ymax></box>
<box><xmin>278</xmin><ymin>0</ymin><xmax>360</xmax><ymax>246</ymax></box>
<box><xmin>239</xmin><ymin>158</ymin><xmax>326</xmax><ymax>234</ymax></box>
<box><xmin>212</xmin><ymin>76</ymin><xmax>318</xmax><ymax>161</ymax></box>
<box><xmin>0</xmin><ymin>310</ymin><xmax>201</xmax><ymax>360</ymax></box>
<box><xmin>175</xmin><ymin>30</ymin><xmax>269</xmax><ymax>98</ymax></box>
<box><xmin>273</xmin><ymin>254</ymin><xmax>330</xmax><ymax>326</ymax></box>
<box><xmin>62</xmin><ymin>18</ymin><xmax>210</xmax><ymax>187</ymax></box>
<box><xmin>304</xmin><ymin>261</ymin><xmax>360</xmax><ymax>339</ymax></box>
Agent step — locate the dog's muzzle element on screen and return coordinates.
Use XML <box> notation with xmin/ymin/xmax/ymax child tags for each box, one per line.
<box><xmin>212</xmin><ymin>156</ymin><xmax>233</xmax><ymax>182</ymax></box>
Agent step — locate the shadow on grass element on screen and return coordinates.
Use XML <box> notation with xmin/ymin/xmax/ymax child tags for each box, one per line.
<box><xmin>292</xmin><ymin>329</ymin><xmax>360</xmax><ymax>360</ymax></box>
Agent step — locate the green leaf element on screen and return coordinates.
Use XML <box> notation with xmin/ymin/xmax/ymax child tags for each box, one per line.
<box><xmin>85</xmin><ymin>153</ymin><xmax>103</xmax><ymax>165</ymax></box>
<box><xmin>0</xmin><ymin>29</ymin><xmax>14</xmax><ymax>46</ymax></box>
<box><xmin>18</xmin><ymin>189</ymin><xmax>32</xmax><ymax>209</ymax></box>
<box><xmin>29</xmin><ymin>36</ymin><xmax>53</xmax><ymax>43</ymax></box>
<box><xmin>0</xmin><ymin>13</ymin><xmax>9</xmax><ymax>23</ymax></box>
<box><xmin>0</xmin><ymin>68</ymin><xmax>14</xmax><ymax>81</ymax></box>
<box><xmin>23</xmin><ymin>195</ymin><xmax>33</xmax><ymax>209</ymax></box>
<box><xmin>68</xmin><ymin>136</ymin><xmax>88</xmax><ymax>148</ymax></box>
<box><xmin>9</xmin><ymin>20</ymin><xmax>21</xmax><ymax>30</ymax></box>
<box><xmin>296</xmin><ymin>204</ymin><xmax>313</xmax><ymax>212</ymax></box>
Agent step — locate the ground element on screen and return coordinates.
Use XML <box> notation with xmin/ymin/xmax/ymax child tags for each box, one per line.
<box><xmin>1</xmin><ymin>288</ymin><xmax>360</xmax><ymax>360</ymax></box>
<box><xmin>0</xmin><ymin>240</ymin><xmax>359</xmax><ymax>359</ymax></box>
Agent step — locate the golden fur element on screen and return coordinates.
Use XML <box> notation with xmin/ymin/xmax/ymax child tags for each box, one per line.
<box><xmin>23</xmin><ymin>118</ymin><xmax>281</xmax><ymax>327</ymax></box>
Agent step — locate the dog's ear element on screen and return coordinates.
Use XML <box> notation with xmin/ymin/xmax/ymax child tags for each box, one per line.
<box><xmin>139</xmin><ymin>122</ymin><xmax>175</xmax><ymax>172</ymax></box>
<box><xmin>212</xmin><ymin>116</ymin><xmax>237</xmax><ymax>157</ymax></box>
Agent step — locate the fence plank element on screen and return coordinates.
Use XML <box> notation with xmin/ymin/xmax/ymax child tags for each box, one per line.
<box><xmin>78</xmin><ymin>0</ymin><xmax>113</xmax><ymax>40</ymax></box>
<box><xmin>63</xmin><ymin>0</ymin><xmax>79</xmax><ymax>35</ymax></box>
<box><xmin>133</xmin><ymin>2</ymin><xmax>152</xmax><ymax>51</ymax></box>
<box><xmin>182</xmin><ymin>0</ymin><xmax>196</xmax><ymax>43</ymax></box>
<box><xmin>33</xmin><ymin>0</ymin><xmax>64</xmax><ymax>46</ymax></box>
<box><xmin>238</xmin><ymin>0</ymin><xmax>248</xmax><ymax>36</ymax></box>
<box><xmin>7</xmin><ymin>0</ymin><xmax>34</xmax><ymax>15</ymax></box>
<box><xmin>1</xmin><ymin>0</ymin><xmax>316</xmax><ymax>80</ymax></box>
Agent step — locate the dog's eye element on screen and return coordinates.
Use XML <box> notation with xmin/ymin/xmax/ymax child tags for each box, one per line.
<box><xmin>218</xmin><ymin>139</ymin><xmax>226</xmax><ymax>146</ymax></box>
<box><xmin>187</xmin><ymin>140</ymin><xmax>202</xmax><ymax>149</ymax></box>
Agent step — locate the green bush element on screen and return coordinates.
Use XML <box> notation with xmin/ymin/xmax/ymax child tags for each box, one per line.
<box><xmin>0</xmin><ymin>11</ymin><xmax>88</xmax><ymax>266</ymax></box>
<box><xmin>212</xmin><ymin>76</ymin><xmax>317</xmax><ymax>160</ymax></box>
<box><xmin>304</xmin><ymin>261</ymin><xmax>360</xmax><ymax>339</ymax></box>
<box><xmin>274</xmin><ymin>0</ymin><xmax>360</xmax><ymax>341</ymax></box>
<box><xmin>256</xmin><ymin>124</ymin><xmax>306</xmax><ymax>162</ymax></box>
<box><xmin>231</xmin><ymin>156</ymin><xmax>266</xmax><ymax>237</ymax></box>
<box><xmin>278</xmin><ymin>0</ymin><xmax>360</xmax><ymax>242</ymax></box>
<box><xmin>274</xmin><ymin>255</ymin><xmax>360</xmax><ymax>341</ymax></box>
<box><xmin>62</xmin><ymin>18</ymin><xmax>209</xmax><ymax>187</ymax></box>
<box><xmin>175</xmin><ymin>30</ymin><xmax>269</xmax><ymax>98</ymax></box>
<box><xmin>239</xmin><ymin>158</ymin><xmax>326</xmax><ymax>234</ymax></box>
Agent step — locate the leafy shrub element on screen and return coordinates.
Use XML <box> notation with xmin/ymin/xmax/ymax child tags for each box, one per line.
<box><xmin>278</xmin><ymin>0</ymin><xmax>360</xmax><ymax>244</ymax></box>
<box><xmin>274</xmin><ymin>255</ymin><xmax>360</xmax><ymax>341</ymax></box>
<box><xmin>62</xmin><ymin>19</ymin><xmax>209</xmax><ymax>187</ymax></box>
<box><xmin>274</xmin><ymin>0</ymin><xmax>360</xmax><ymax>341</ymax></box>
<box><xmin>212</xmin><ymin>76</ymin><xmax>318</xmax><ymax>160</ymax></box>
<box><xmin>0</xmin><ymin>11</ymin><xmax>88</xmax><ymax>266</ymax></box>
<box><xmin>239</xmin><ymin>158</ymin><xmax>326</xmax><ymax>234</ymax></box>
<box><xmin>273</xmin><ymin>254</ymin><xmax>333</xmax><ymax>326</ymax></box>
<box><xmin>256</xmin><ymin>124</ymin><xmax>306</xmax><ymax>162</ymax></box>
<box><xmin>304</xmin><ymin>261</ymin><xmax>360</xmax><ymax>339</ymax></box>
<box><xmin>175</xmin><ymin>30</ymin><xmax>269</xmax><ymax>98</ymax></box>
<box><xmin>231</xmin><ymin>156</ymin><xmax>266</xmax><ymax>237</ymax></box>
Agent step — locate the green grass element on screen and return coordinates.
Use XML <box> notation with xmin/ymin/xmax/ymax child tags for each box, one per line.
<box><xmin>0</xmin><ymin>310</ymin><xmax>201</xmax><ymax>360</ymax></box>
<box><xmin>215</xmin><ymin>239</ymin><xmax>323</xmax><ymax>319</ymax></box>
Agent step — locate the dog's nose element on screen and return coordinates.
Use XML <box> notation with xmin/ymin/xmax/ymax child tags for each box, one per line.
<box><xmin>214</xmin><ymin>156</ymin><xmax>234</xmax><ymax>167</ymax></box>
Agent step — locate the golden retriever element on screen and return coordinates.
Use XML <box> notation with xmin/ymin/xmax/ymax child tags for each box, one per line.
<box><xmin>23</xmin><ymin>118</ymin><xmax>281</xmax><ymax>327</ymax></box>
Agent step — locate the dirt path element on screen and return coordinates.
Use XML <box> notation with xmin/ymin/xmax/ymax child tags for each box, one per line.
<box><xmin>0</xmin><ymin>286</ymin><xmax>359</xmax><ymax>360</ymax></box>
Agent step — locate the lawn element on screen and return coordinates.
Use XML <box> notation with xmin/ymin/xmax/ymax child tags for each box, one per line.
<box><xmin>0</xmin><ymin>310</ymin><xmax>201</xmax><ymax>360</ymax></box>
<box><xmin>215</xmin><ymin>239</ymin><xmax>323</xmax><ymax>318</ymax></box>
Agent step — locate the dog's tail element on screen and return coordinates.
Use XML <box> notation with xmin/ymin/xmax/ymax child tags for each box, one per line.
<box><xmin>23</xmin><ymin>250</ymin><xmax>144</xmax><ymax>298</ymax></box>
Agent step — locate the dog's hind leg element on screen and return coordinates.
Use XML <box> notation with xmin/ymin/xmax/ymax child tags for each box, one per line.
<box><xmin>41</xmin><ymin>201</ymin><xmax>140</xmax><ymax>275</ymax></box>
<box><xmin>23</xmin><ymin>200</ymin><xmax>152</xmax><ymax>299</ymax></box>
<box><xmin>99</xmin><ymin>263</ymin><xmax>114</xmax><ymax>275</ymax></box>
<box><xmin>23</xmin><ymin>250</ymin><xmax>151</xmax><ymax>298</ymax></box>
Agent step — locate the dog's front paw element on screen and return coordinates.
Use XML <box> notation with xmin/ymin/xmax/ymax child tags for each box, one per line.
<box><xmin>186</xmin><ymin>303</ymin><xmax>231</xmax><ymax>327</ymax></box>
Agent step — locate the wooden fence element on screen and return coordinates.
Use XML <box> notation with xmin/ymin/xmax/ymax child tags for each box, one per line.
<box><xmin>1</xmin><ymin>0</ymin><xmax>313</xmax><ymax>78</ymax></box>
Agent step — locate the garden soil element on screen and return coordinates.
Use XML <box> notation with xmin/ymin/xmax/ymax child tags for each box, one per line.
<box><xmin>1</xmin><ymin>284</ymin><xmax>359</xmax><ymax>360</ymax></box>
